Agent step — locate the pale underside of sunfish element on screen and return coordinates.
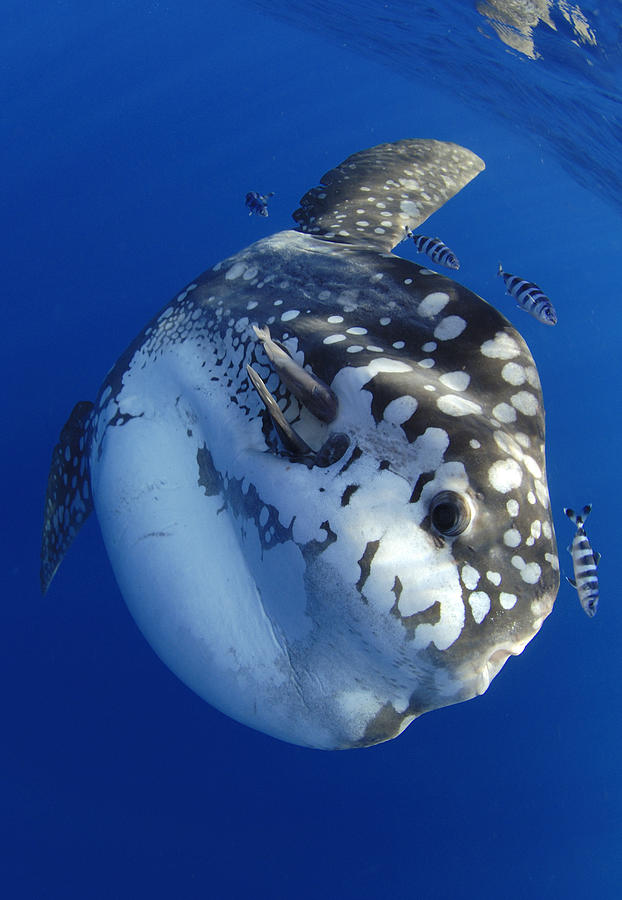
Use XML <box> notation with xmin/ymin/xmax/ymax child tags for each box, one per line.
<box><xmin>41</xmin><ymin>139</ymin><xmax>559</xmax><ymax>750</ymax></box>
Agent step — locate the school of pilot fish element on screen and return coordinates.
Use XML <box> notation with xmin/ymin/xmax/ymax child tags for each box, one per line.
<box><xmin>40</xmin><ymin>137</ymin><xmax>597</xmax><ymax>751</ymax></box>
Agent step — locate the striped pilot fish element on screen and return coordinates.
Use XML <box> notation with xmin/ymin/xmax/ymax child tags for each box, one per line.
<box><xmin>564</xmin><ymin>505</ymin><xmax>600</xmax><ymax>617</ymax></box>
<box><xmin>497</xmin><ymin>264</ymin><xmax>557</xmax><ymax>326</ymax></box>
<box><xmin>406</xmin><ymin>231</ymin><xmax>460</xmax><ymax>269</ymax></box>
<box><xmin>41</xmin><ymin>139</ymin><xmax>560</xmax><ymax>750</ymax></box>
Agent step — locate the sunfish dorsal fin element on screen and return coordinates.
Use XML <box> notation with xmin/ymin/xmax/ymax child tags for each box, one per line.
<box><xmin>292</xmin><ymin>138</ymin><xmax>485</xmax><ymax>252</ymax></box>
<box><xmin>40</xmin><ymin>400</ymin><xmax>94</xmax><ymax>594</ymax></box>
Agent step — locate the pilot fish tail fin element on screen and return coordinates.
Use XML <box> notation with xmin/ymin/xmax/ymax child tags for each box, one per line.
<box><xmin>564</xmin><ymin>504</ymin><xmax>592</xmax><ymax>527</ymax></box>
<box><xmin>40</xmin><ymin>400</ymin><xmax>94</xmax><ymax>595</ymax></box>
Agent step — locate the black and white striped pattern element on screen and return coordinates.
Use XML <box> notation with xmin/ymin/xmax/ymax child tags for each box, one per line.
<box><xmin>407</xmin><ymin>232</ymin><xmax>460</xmax><ymax>269</ymax></box>
<box><xmin>564</xmin><ymin>505</ymin><xmax>600</xmax><ymax>617</ymax></box>
<box><xmin>497</xmin><ymin>264</ymin><xmax>557</xmax><ymax>326</ymax></box>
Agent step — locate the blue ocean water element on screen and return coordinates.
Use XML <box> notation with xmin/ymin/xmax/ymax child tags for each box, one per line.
<box><xmin>3</xmin><ymin>1</ymin><xmax>621</xmax><ymax>897</ymax></box>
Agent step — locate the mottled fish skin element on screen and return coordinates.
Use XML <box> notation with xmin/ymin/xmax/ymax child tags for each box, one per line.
<box><xmin>41</xmin><ymin>139</ymin><xmax>559</xmax><ymax>750</ymax></box>
<box><xmin>564</xmin><ymin>505</ymin><xmax>600</xmax><ymax>617</ymax></box>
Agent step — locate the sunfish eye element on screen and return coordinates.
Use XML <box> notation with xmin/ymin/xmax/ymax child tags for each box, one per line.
<box><xmin>429</xmin><ymin>490</ymin><xmax>472</xmax><ymax>537</ymax></box>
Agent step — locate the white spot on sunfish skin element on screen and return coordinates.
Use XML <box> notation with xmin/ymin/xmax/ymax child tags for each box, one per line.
<box><xmin>383</xmin><ymin>396</ymin><xmax>418</xmax><ymax>425</ymax></box>
<box><xmin>347</xmin><ymin>327</ymin><xmax>368</xmax><ymax>335</ymax></box>
<box><xmin>486</xmin><ymin>571</ymin><xmax>502</xmax><ymax>586</ymax></box>
<box><xmin>500</xmin><ymin>592</ymin><xmax>518</xmax><ymax>609</ymax></box>
<box><xmin>545</xmin><ymin>552</ymin><xmax>559</xmax><ymax>570</ymax></box>
<box><xmin>281</xmin><ymin>310</ymin><xmax>300</xmax><ymax>321</ymax></box>
<box><xmin>503</xmin><ymin>528</ymin><xmax>522</xmax><ymax>547</ymax></box>
<box><xmin>439</xmin><ymin>371</ymin><xmax>470</xmax><ymax>392</ymax></box>
<box><xmin>318</xmin><ymin>290</ymin><xmax>331</xmax><ymax>300</ymax></box>
<box><xmin>470</xmin><ymin>439</ymin><xmax>481</xmax><ymax>449</ymax></box>
<box><xmin>501</xmin><ymin>362</ymin><xmax>526</xmax><ymax>385</ymax></box>
<box><xmin>461</xmin><ymin>565</ymin><xmax>480</xmax><ymax>590</ymax></box>
<box><xmin>434</xmin><ymin>316</ymin><xmax>466</xmax><ymax>341</ymax></box>
<box><xmin>534</xmin><ymin>480</ymin><xmax>549</xmax><ymax>507</ymax></box>
<box><xmin>437</xmin><ymin>395</ymin><xmax>482</xmax><ymax>417</ymax></box>
<box><xmin>393</xmin><ymin>341</ymin><xmax>405</xmax><ymax>349</ymax></box>
<box><xmin>523</xmin><ymin>456</ymin><xmax>542</xmax><ymax>479</ymax></box>
<box><xmin>327</xmin><ymin>315</ymin><xmax>343</xmax><ymax>324</ymax></box>
<box><xmin>422</xmin><ymin>341</ymin><xmax>437</xmax><ymax>352</ymax></box>
<box><xmin>400</xmin><ymin>199</ymin><xmax>420</xmax><ymax>218</ymax></box>
<box><xmin>492</xmin><ymin>403</ymin><xmax>517</xmax><ymax>423</ymax></box>
<box><xmin>469</xmin><ymin>591</ymin><xmax>491</xmax><ymax>624</ymax></box>
<box><xmin>418</xmin><ymin>292</ymin><xmax>450</xmax><ymax>317</ymax></box>
<box><xmin>418</xmin><ymin>358</ymin><xmax>435</xmax><ymax>368</ymax></box>
<box><xmin>243</xmin><ymin>266</ymin><xmax>259</xmax><ymax>281</ymax></box>
<box><xmin>379</xmin><ymin>317</ymin><xmax>391</xmax><ymax>325</ymax></box>
<box><xmin>511</xmin><ymin>391</ymin><xmax>539</xmax><ymax>416</ymax></box>
<box><xmin>225</xmin><ymin>262</ymin><xmax>246</xmax><ymax>281</ymax></box>
<box><xmin>481</xmin><ymin>332</ymin><xmax>521</xmax><ymax>359</ymax></box>
<box><xmin>527</xmin><ymin>491</ymin><xmax>536</xmax><ymax>505</ymax></box>
<box><xmin>511</xmin><ymin>557</ymin><xmax>542</xmax><ymax>584</ymax></box>
<box><xmin>331</xmin><ymin>357</ymin><xmax>415</xmax><ymax>421</ymax></box>
<box><xmin>506</xmin><ymin>499</ymin><xmax>520</xmax><ymax>517</ymax></box>
<box><xmin>515</xmin><ymin>432</ymin><xmax>531</xmax><ymax>448</ymax></box>
<box><xmin>323</xmin><ymin>334</ymin><xmax>346</xmax><ymax>344</ymax></box>
<box><xmin>347</xmin><ymin>345</ymin><xmax>364</xmax><ymax>353</ymax></box>
<box><xmin>493</xmin><ymin>431</ymin><xmax>523</xmax><ymax>461</ymax></box>
<box><xmin>488</xmin><ymin>459</ymin><xmax>522</xmax><ymax>493</ymax></box>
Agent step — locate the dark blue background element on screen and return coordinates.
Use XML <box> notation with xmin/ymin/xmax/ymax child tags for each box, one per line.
<box><xmin>3</xmin><ymin>2</ymin><xmax>620</xmax><ymax>897</ymax></box>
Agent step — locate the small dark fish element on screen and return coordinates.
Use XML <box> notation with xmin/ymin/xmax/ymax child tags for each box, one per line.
<box><xmin>564</xmin><ymin>504</ymin><xmax>600</xmax><ymax>617</ymax></box>
<box><xmin>245</xmin><ymin>191</ymin><xmax>274</xmax><ymax>217</ymax></box>
<box><xmin>497</xmin><ymin>263</ymin><xmax>557</xmax><ymax>325</ymax></box>
<box><xmin>405</xmin><ymin>231</ymin><xmax>460</xmax><ymax>269</ymax></box>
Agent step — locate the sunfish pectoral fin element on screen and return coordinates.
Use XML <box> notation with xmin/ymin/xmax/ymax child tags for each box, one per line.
<box><xmin>40</xmin><ymin>400</ymin><xmax>94</xmax><ymax>594</ymax></box>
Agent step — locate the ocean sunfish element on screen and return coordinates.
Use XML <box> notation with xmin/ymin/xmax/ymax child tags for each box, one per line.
<box><xmin>41</xmin><ymin>139</ymin><xmax>559</xmax><ymax>749</ymax></box>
